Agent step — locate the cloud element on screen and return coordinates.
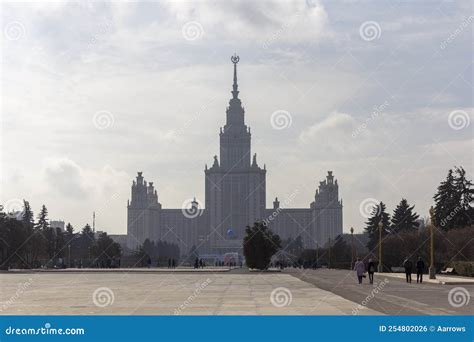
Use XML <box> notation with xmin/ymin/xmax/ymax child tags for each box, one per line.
<box><xmin>43</xmin><ymin>158</ymin><xmax>88</xmax><ymax>199</ymax></box>
<box><xmin>299</xmin><ymin>111</ymin><xmax>355</xmax><ymax>144</ymax></box>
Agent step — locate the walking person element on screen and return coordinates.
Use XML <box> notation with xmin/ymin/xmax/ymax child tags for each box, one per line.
<box><xmin>416</xmin><ymin>257</ymin><xmax>425</xmax><ymax>283</ymax></box>
<box><xmin>367</xmin><ymin>258</ymin><xmax>376</xmax><ymax>284</ymax></box>
<box><xmin>403</xmin><ymin>257</ymin><xmax>413</xmax><ymax>283</ymax></box>
<box><xmin>354</xmin><ymin>257</ymin><xmax>366</xmax><ymax>284</ymax></box>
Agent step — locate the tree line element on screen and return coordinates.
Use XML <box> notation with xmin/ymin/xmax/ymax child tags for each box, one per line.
<box><xmin>242</xmin><ymin>166</ymin><xmax>472</xmax><ymax>273</ymax></box>
<box><xmin>364</xmin><ymin>166</ymin><xmax>473</xmax><ymax>252</ymax></box>
<box><xmin>0</xmin><ymin>200</ymin><xmax>122</xmax><ymax>269</ymax></box>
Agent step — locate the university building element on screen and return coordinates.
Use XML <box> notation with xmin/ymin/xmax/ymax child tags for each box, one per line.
<box><xmin>124</xmin><ymin>56</ymin><xmax>343</xmax><ymax>256</ymax></box>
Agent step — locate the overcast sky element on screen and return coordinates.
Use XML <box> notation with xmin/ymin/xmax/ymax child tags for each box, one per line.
<box><xmin>1</xmin><ymin>0</ymin><xmax>472</xmax><ymax>235</ymax></box>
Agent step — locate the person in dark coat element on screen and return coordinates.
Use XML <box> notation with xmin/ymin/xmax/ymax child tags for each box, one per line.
<box><xmin>367</xmin><ymin>258</ymin><xmax>376</xmax><ymax>284</ymax></box>
<box><xmin>416</xmin><ymin>257</ymin><xmax>425</xmax><ymax>283</ymax></box>
<box><xmin>403</xmin><ymin>257</ymin><xmax>413</xmax><ymax>283</ymax></box>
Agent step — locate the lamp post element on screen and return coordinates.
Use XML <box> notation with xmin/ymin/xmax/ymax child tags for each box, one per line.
<box><xmin>378</xmin><ymin>221</ymin><xmax>383</xmax><ymax>273</ymax></box>
<box><xmin>429</xmin><ymin>207</ymin><xmax>436</xmax><ymax>279</ymax></box>
<box><xmin>68</xmin><ymin>244</ymin><xmax>71</xmax><ymax>268</ymax></box>
<box><xmin>315</xmin><ymin>241</ymin><xmax>319</xmax><ymax>269</ymax></box>
<box><xmin>328</xmin><ymin>237</ymin><xmax>332</xmax><ymax>269</ymax></box>
<box><xmin>350</xmin><ymin>227</ymin><xmax>354</xmax><ymax>269</ymax></box>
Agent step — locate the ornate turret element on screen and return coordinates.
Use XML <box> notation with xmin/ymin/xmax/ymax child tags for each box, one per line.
<box><xmin>313</xmin><ymin>171</ymin><xmax>342</xmax><ymax>208</ymax></box>
<box><xmin>129</xmin><ymin>172</ymin><xmax>160</xmax><ymax>209</ymax></box>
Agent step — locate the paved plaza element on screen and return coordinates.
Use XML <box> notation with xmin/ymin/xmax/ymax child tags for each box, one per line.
<box><xmin>0</xmin><ymin>270</ymin><xmax>379</xmax><ymax>315</ymax></box>
<box><xmin>1</xmin><ymin>269</ymin><xmax>472</xmax><ymax>316</ymax></box>
<box><xmin>288</xmin><ymin>268</ymin><xmax>474</xmax><ymax>315</ymax></box>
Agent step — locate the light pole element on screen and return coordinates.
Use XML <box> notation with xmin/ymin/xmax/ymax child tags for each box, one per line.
<box><xmin>350</xmin><ymin>227</ymin><xmax>354</xmax><ymax>269</ymax></box>
<box><xmin>315</xmin><ymin>241</ymin><xmax>319</xmax><ymax>268</ymax></box>
<box><xmin>328</xmin><ymin>237</ymin><xmax>332</xmax><ymax>269</ymax></box>
<box><xmin>429</xmin><ymin>207</ymin><xmax>436</xmax><ymax>279</ymax></box>
<box><xmin>68</xmin><ymin>244</ymin><xmax>71</xmax><ymax>268</ymax></box>
<box><xmin>378</xmin><ymin>221</ymin><xmax>383</xmax><ymax>273</ymax></box>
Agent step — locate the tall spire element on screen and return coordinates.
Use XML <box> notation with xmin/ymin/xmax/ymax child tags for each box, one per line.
<box><xmin>231</xmin><ymin>54</ymin><xmax>240</xmax><ymax>99</ymax></box>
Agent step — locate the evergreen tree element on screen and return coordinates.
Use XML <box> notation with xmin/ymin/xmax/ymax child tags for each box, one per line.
<box><xmin>21</xmin><ymin>200</ymin><xmax>35</xmax><ymax>265</ymax></box>
<box><xmin>452</xmin><ymin>166</ymin><xmax>474</xmax><ymax>229</ymax></box>
<box><xmin>364</xmin><ymin>201</ymin><xmax>390</xmax><ymax>251</ymax></box>
<box><xmin>433</xmin><ymin>169</ymin><xmax>461</xmax><ymax>230</ymax></box>
<box><xmin>243</xmin><ymin>221</ymin><xmax>281</xmax><ymax>270</ymax></box>
<box><xmin>391</xmin><ymin>198</ymin><xmax>420</xmax><ymax>233</ymax></box>
<box><xmin>35</xmin><ymin>205</ymin><xmax>49</xmax><ymax>231</ymax></box>
<box><xmin>33</xmin><ymin>205</ymin><xmax>49</xmax><ymax>262</ymax></box>
<box><xmin>21</xmin><ymin>200</ymin><xmax>34</xmax><ymax>228</ymax></box>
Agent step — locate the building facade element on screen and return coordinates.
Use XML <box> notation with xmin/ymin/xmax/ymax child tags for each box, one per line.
<box><xmin>126</xmin><ymin>56</ymin><xmax>343</xmax><ymax>256</ymax></box>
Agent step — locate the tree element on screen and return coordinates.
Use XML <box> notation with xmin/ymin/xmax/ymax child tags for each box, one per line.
<box><xmin>391</xmin><ymin>198</ymin><xmax>419</xmax><ymax>233</ymax></box>
<box><xmin>452</xmin><ymin>166</ymin><xmax>474</xmax><ymax>229</ymax></box>
<box><xmin>364</xmin><ymin>202</ymin><xmax>390</xmax><ymax>252</ymax></box>
<box><xmin>92</xmin><ymin>232</ymin><xmax>121</xmax><ymax>267</ymax></box>
<box><xmin>32</xmin><ymin>204</ymin><xmax>49</xmax><ymax>263</ymax></box>
<box><xmin>330</xmin><ymin>234</ymin><xmax>352</xmax><ymax>269</ymax></box>
<box><xmin>21</xmin><ymin>200</ymin><xmax>34</xmax><ymax>228</ymax></box>
<box><xmin>77</xmin><ymin>224</ymin><xmax>95</xmax><ymax>262</ymax></box>
<box><xmin>0</xmin><ymin>210</ymin><xmax>28</xmax><ymax>269</ymax></box>
<box><xmin>243</xmin><ymin>221</ymin><xmax>281</xmax><ymax>270</ymax></box>
<box><xmin>21</xmin><ymin>200</ymin><xmax>35</xmax><ymax>265</ymax></box>
<box><xmin>433</xmin><ymin>169</ymin><xmax>459</xmax><ymax>230</ymax></box>
<box><xmin>35</xmin><ymin>205</ymin><xmax>49</xmax><ymax>231</ymax></box>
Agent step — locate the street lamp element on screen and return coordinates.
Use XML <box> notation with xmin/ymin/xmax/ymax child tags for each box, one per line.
<box><xmin>350</xmin><ymin>227</ymin><xmax>354</xmax><ymax>269</ymax></box>
<box><xmin>429</xmin><ymin>207</ymin><xmax>436</xmax><ymax>279</ymax></box>
<box><xmin>315</xmin><ymin>241</ymin><xmax>319</xmax><ymax>269</ymax></box>
<box><xmin>68</xmin><ymin>244</ymin><xmax>71</xmax><ymax>268</ymax></box>
<box><xmin>328</xmin><ymin>237</ymin><xmax>332</xmax><ymax>269</ymax></box>
<box><xmin>378</xmin><ymin>221</ymin><xmax>383</xmax><ymax>273</ymax></box>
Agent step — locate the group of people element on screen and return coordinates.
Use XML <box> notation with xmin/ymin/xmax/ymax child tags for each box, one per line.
<box><xmin>402</xmin><ymin>256</ymin><xmax>425</xmax><ymax>283</ymax></box>
<box><xmin>167</xmin><ymin>258</ymin><xmax>177</xmax><ymax>269</ymax></box>
<box><xmin>353</xmin><ymin>256</ymin><xmax>426</xmax><ymax>284</ymax></box>
<box><xmin>194</xmin><ymin>258</ymin><xmax>206</xmax><ymax>269</ymax></box>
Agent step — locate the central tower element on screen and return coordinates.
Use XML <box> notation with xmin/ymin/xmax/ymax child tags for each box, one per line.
<box><xmin>219</xmin><ymin>54</ymin><xmax>251</xmax><ymax>170</ymax></box>
<box><xmin>204</xmin><ymin>55</ymin><xmax>266</xmax><ymax>254</ymax></box>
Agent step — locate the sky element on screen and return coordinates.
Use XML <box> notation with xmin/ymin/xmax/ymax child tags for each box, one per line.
<box><xmin>1</xmin><ymin>0</ymin><xmax>472</xmax><ymax>235</ymax></box>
